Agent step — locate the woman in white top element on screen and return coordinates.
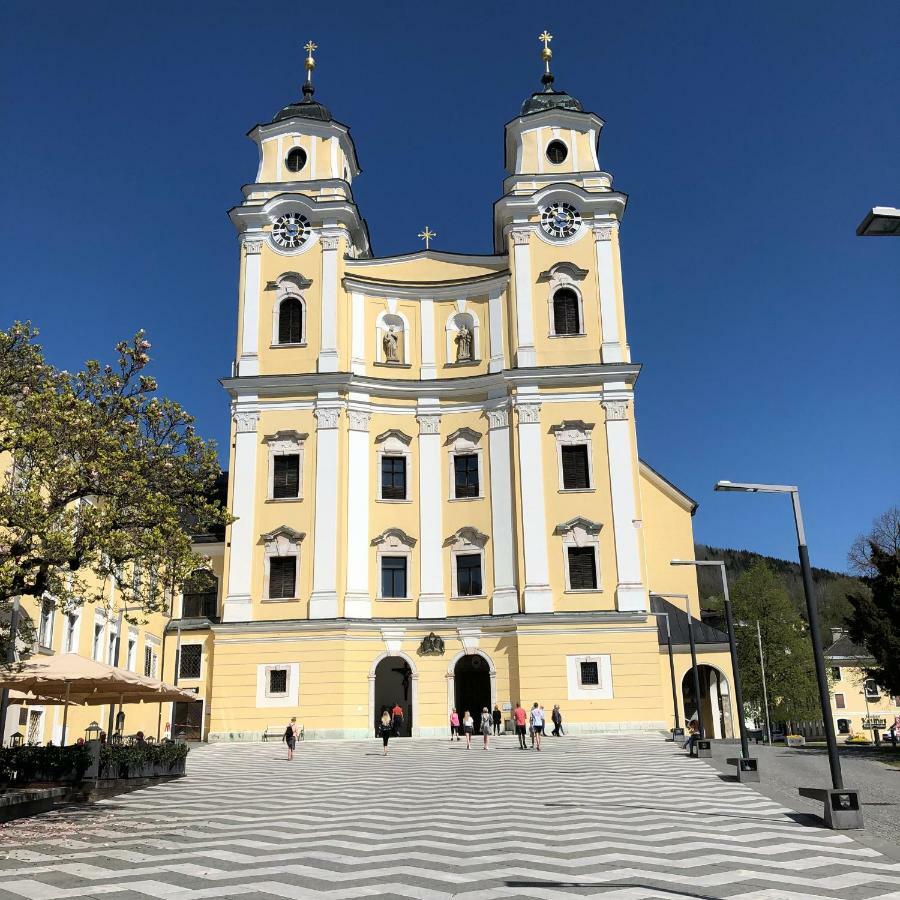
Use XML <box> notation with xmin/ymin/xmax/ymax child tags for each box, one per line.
<box><xmin>480</xmin><ymin>707</ymin><xmax>492</xmax><ymax>750</ymax></box>
<box><xmin>461</xmin><ymin>710</ymin><xmax>475</xmax><ymax>749</ymax></box>
<box><xmin>530</xmin><ymin>703</ymin><xmax>544</xmax><ymax>751</ymax></box>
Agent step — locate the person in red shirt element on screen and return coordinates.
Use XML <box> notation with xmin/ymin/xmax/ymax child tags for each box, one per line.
<box><xmin>513</xmin><ymin>702</ymin><xmax>528</xmax><ymax>750</ymax></box>
<box><xmin>391</xmin><ymin>702</ymin><xmax>404</xmax><ymax>736</ymax></box>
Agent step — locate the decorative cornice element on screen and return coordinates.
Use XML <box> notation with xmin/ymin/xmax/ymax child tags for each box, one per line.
<box><xmin>265</xmin><ymin>272</ymin><xmax>312</xmax><ymax>291</ymax></box>
<box><xmin>416</xmin><ymin>414</ymin><xmax>441</xmax><ymax>435</ymax></box>
<box><xmin>347</xmin><ymin>409</ymin><xmax>372</xmax><ymax>432</ymax></box>
<box><xmin>371</xmin><ymin>527</ymin><xmax>417</xmax><ymax>548</ymax></box>
<box><xmin>233</xmin><ymin>411</ymin><xmax>260</xmax><ymax>433</ymax></box>
<box><xmin>445</xmin><ymin>426</ymin><xmax>482</xmax><ymax>446</ymax></box>
<box><xmin>602</xmin><ymin>399</ymin><xmax>629</xmax><ymax>422</ymax></box>
<box><xmin>314</xmin><ymin>406</ymin><xmax>341</xmax><ymax>429</ymax></box>
<box><xmin>341</xmin><ymin>270</ymin><xmax>509</xmax><ymax>302</ymax></box>
<box><xmin>374</xmin><ymin>428</ymin><xmax>413</xmax><ymax>446</ymax></box>
<box><xmin>485</xmin><ymin>408</ymin><xmax>509</xmax><ymax>429</ymax></box>
<box><xmin>516</xmin><ymin>402</ymin><xmax>541</xmax><ymax>425</ymax></box>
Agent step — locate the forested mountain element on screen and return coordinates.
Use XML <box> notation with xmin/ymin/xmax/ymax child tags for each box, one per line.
<box><xmin>692</xmin><ymin>544</ymin><xmax>866</xmax><ymax>644</ymax></box>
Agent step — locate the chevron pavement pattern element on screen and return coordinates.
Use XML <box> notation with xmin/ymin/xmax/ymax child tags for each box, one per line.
<box><xmin>1</xmin><ymin>733</ymin><xmax>898</xmax><ymax>899</ymax></box>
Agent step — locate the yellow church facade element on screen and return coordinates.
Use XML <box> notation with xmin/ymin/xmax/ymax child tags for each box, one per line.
<box><xmin>168</xmin><ymin>38</ymin><xmax>738</xmax><ymax>742</ymax></box>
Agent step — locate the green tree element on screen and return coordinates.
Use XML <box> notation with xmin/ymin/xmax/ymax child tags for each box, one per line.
<box><xmin>721</xmin><ymin>560</ymin><xmax>820</xmax><ymax>728</ymax></box>
<box><xmin>0</xmin><ymin>323</ymin><xmax>230</xmax><ymax>667</ymax></box>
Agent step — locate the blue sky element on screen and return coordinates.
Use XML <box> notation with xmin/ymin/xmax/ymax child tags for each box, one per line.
<box><xmin>2</xmin><ymin>2</ymin><xmax>898</xmax><ymax>573</ymax></box>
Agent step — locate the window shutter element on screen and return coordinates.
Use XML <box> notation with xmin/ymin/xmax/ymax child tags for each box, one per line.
<box><xmin>567</xmin><ymin>547</ymin><xmax>597</xmax><ymax>590</ymax></box>
<box><xmin>269</xmin><ymin>557</ymin><xmax>296</xmax><ymax>599</ymax></box>
<box><xmin>553</xmin><ymin>289</ymin><xmax>580</xmax><ymax>335</ymax></box>
<box><xmin>273</xmin><ymin>454</ymin><xmax>300</xmax><ymax>498</ymax></box>
<box><xmin>278</xmin><ymin>298</ymin><xmax>303</xmax><ymax>344</ymax></box>
<box><xmin>561</xmin><ymin>445</ymin><xmax>589</xmax><ymax>489</ymax></box>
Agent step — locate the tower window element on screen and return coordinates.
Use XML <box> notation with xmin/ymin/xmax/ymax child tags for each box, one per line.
<box><xmin>456</xmin><ymin>553</ymin><xmax>483</xmax><ymax>597</ymax></box>
<box><xmin>278</xmin><ymin>298</ymin><xmax>304</xmax><ymax>344</ymax></box>
<box><xmin>561</xmin><ymin>444</ymin><xmax>590</xmax><ymax>490</ymax></box>
<box><xmin>381</xmin><ymin>456</ymin><xmax>407</xmax><ymax>500</ymax></box>
<box><xmin>552</xmin><ymin>288</ymin><xmax>581</xmax><ymax>336</ymax></box>
<box><xmin>272</xmin><ymin>454</ymin><xmax>300</xmax><ymax>499</ymax></box>
<box><xmin>285</xmin><ymin>147</ymin><xmax>307</xmax><ymax>173</ymax></box>
<box><xmin>268</xmin><ymin>556</ymin><xmax>297</xmax><ymax>599</ymax></box>
<box><xmin>381</xmin><ymin>556</ymin><xmax>408</xmax><ymax>599</ymax></box>
<box><xmin>453</xmin><ymin>454</ymin><xmax>479</xmax><ymax>498</ymax></box>
<box><xmin>567</xmin><ymin>546</ymin><xmax>597</xmax><ymax>590</ymax></box>
<box><xmin>546</xmin><ymin>140</ymin><xmax>568</xmax><ymax>165</ymax></box>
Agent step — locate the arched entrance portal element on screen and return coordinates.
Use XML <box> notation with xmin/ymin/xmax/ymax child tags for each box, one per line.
<box><xmin>454</xmin><ymin>654</ymin><xmax>491</xmax><ymax>721</ymax></box>
<box><xmin>373</xmin><ymin>656</ymin><xmax>413</xmax><ymax>736</ymax></box>
<box><xmin>681</xmin><ymin>665</ymin><xmax>733</xmax><ymax>739</ymax></box>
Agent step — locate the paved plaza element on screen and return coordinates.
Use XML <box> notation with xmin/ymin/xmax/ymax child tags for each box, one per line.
<box><xmin>1</xmin><ymin>733</ymin><xmax>899</xmax><ymax>899</ymax></box>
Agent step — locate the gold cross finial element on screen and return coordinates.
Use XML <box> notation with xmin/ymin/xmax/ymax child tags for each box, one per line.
<box><xmin>304</xmin><ymin>40</ymin><xmax>318</xmax><ymax>84</ymax></box>
<box><xmin>539</xmin><ymin>30</ymin><xmax>553</xmax><ymax>74</ymax></box>
<box><xmin>418</xmin><ymin>225</ymin><xmax>436</xmax><ymax>250</ymax></box>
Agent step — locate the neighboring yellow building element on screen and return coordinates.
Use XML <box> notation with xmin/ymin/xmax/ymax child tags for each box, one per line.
<box><xmin>825</xmin><ymin>628</ymin><xmax>900</xmax><ymax>742</ymax></box>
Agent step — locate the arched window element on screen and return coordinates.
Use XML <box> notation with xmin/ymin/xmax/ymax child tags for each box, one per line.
<box><xmin>278</xmin><ymin>297</ymin><xmax>303</xmax><ymax>345</ymax></box>
<box><xmin>553</xmin><ymin>288</ymin><xmax>581</xmax><ymax>336</ymax></box>
<box><xmin>182</xmin><ymin>570</ymin><xmax>219</xmax><ymax>619</ymax></box>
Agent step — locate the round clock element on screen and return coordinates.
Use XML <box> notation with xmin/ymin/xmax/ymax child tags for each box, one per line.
<box><xmin>540</xmin><ymin>202</ymin><xmax>581</xmax><ymax>239</ymax></box>
<box><xmin>272</xmin><ymin>213</ymin><xmax>310</xmax><ymax>249</ymax></box>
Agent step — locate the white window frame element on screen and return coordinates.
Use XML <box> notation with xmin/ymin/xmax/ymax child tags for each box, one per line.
<box><xmin>178</xmin><ymin>642</ymin><xmax>204</xmax><ymax>681</ymax></box>
<box><xmin>444</xmin><ymin>527</ymin><xmax>489</xmax><ymax>599</ymax></box>
<box><xmin>107</xmin><ymin>620</ymin><xmax>119</xmax><ymax>666</ymax></box>
<box><xmin>372</xmin><ymin>528</ymin><xmax>416</xmax><ymax>600</ymax></box>
<box><xmin>64</xmin><ymin>610</ymin><xmax>80</xmax><ymax>654</ymax></box>
<box><xmin>551</xmin><ymin>420</ymin><xmax>595</xmax><ymax>492</ymax></box>
<box><xmin>541</xmin><ymin>262</ymin><xmax>588</xmax><ymax>338</ymax></box>
<box><xmin>256</xmin><ymin>662</ymin><xmax>300</xmax><ymax>708</ymax></box>
<box><xmin>554</xmin><ymin>517</ymin><xmax>603</xmax><ymax>593</ymax></box>
<box><xmin>375</xmin><ymin>430</ymin><xmax>413</xmax><ymax>502</ymax></box>
<box><xmin>37</xmin><ymin>598</ymin><xmax>55</xmax><ymax>649</ymax></box>
<box><xmin>445</xmin><ymin>428</ymin><xmax>485</xmax><ymax>501</ymax></box>
<box><xmin>268</xmin><ymin>273</ymin><xmax>311</xmax><ymax>347</ymax></box>
<box><xmin>864</xmin><ymin>679</ymin><xmax>880</xmax><ymax>700</ymax></box>
<box><xmin>126</xmin><ymin>628</ymin><xmax>138</xmax><ymax>671</ymax></box>
<box><xmin>143</xmin><ymin>636</ymin><xmax>160</xmax><ymax>678</ymax></box>
<box><xmin>264</xmin><ymin>430</ymin><xmax>307</xmax><ymax>501</ymax></box>
<box><xmin>566</xmin><ymin>654</ymin><xmax>613</xmax><ymax>700</ymax></box>
<box><xmin>92</xmin><ymin>613</ymin><xmax>106</xmax><ymax>662</ymax></box>
<box><xmin>444</xmin><ymin>305</ymin><xmax>481</xmax><ymax>365</ymax></box>
<box><xmin>262</xmin><ymin>526</ymin><xmax>305</xmax><ymax>602</ymax></box>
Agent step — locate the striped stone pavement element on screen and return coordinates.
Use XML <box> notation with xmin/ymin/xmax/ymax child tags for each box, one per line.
<box><xmin>1</xmin><ymin>733</ymin><xmax>898</xmax><ymax>899</ymax></box>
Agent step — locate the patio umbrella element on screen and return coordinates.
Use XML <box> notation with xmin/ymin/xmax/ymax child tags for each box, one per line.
<box><xmin>0</xmin><ymin>654</ymin><xmax>197</xmax><ymax>744</ymax></box>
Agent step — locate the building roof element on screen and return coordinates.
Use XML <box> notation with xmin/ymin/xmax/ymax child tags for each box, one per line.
<box><xmin>825</xmin><ymin>633</ymin><xmax>873</xmax><ymax>662</ymax></box>
<box><xmin>521</xmin><ymin>68</ymin><xmax>584</xmax><ymax>116</ymax></box>
<box><xmin>272</xmin><ymin>83</ymin><xmax>332</xmax><ymax>123</ymax></box>
<box><xmin>650</xmin><ymin>595</ymin><xmax>729</xmax><ymax>646</ymax></box>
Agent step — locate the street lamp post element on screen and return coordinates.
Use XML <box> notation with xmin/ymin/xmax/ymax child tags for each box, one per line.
<box><xmin>715</xmin><ymin>481</ymin><xmax>862</xmax><ymax>828</ymax></box>
<box><xmin>672</xmin><ymin>559</ymin><xmax>757</xmax><ymax>780</ymax></box>
<box><xmin>646</xmin><ymin>600</ymin><xmax>682</xmax><ymax>738</ymax></box>
<box><xmin>659</xmin><ymin>588</ymin><xmax>704</xmax><ymax>741</ymax></box>
<box><xmin>756</xmin><ymin>620</ymin><xmax>773</xmax><ymax>745</ymax></box>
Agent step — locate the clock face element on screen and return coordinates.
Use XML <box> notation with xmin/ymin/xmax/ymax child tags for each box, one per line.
<box><xmin>540</xmin><ymin>202</ymin><xmax>581</xmax><ymax>239</ymax></box>
<box><xmin>272</xmin><ymin>213</ymin><xmax>310</xmax><ymax>249</ymax></box>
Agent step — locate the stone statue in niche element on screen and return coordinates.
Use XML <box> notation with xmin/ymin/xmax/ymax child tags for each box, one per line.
<box><xmin>455</xmin><ymin>324</ymin><xmax>472</xmax><ymax>362</ymax></box>
<box><xmin>383</xmin><ymin>327</ymin><xmax>399</xmax><ymax>363</ymax></box>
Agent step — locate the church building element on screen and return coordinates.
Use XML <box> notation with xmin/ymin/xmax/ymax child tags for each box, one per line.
<box><xmin>175</xmin><ymin>35</ymin><xmax>736</xmax><ymax>741</ymax></box>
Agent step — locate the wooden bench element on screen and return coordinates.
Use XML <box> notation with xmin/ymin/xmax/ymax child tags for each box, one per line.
<box><xmin>262</xmin><ymin>723</ymin><xmax>304</xmax><ymax>742</ymax></box>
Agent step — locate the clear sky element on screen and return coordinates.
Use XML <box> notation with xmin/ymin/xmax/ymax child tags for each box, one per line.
<box><xmin>2</xmin><ymin>2</ymin><xmax>898</xmax><ymax>574</ymax></box>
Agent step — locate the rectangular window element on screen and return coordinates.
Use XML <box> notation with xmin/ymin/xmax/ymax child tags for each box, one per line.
<box><xmin>381</xmin><ymin>556</ymin><xmax>407</xmax><ymax>598</ymax></box>
<box><xmin>567</xmin><ymin>546</ymin><xmax>597</xmax><ymax>590</ymax></box>
<box><xmin>272</xmin><ymin>453</ymin><xmax>300</xmax><ymax>499</ymax></box>
<box><xmin>268</xmin><ymin>556</ymin><xmax>297</xmax><ymax>600</ymax></box>
<box><xmin>64</xmin><ymin>614</ymin><xmax>77</xmax><ymax>653</ymax></box>
<box><xmin>381</xmin><ymin>456</ymin><xmax>407</xmax><ymax>500</ymax></box>
<box><xmin>835</xmin><ymin>693</ymin><xmax>845</xmax><ymax>709</ymax></box>
<box><xmin>127</xmin><ymin>637</ymin><xmax>136</xmax><ymax>671</ymax></box>
<box><xmin>179</xmin><ymin>644</ymin><xmax>202</xmax><ymax>679</ymax></box>
<box><xmin>107</xmin><ymin>630</ymin><xmax>119</xmax><ymax>666</ymax></box>
<box><xmin>143</xmin><ymin>644</ymin><xmax>158</xmax><ymax>678</ymax></box>
<box><xmin>456</xmin><ymin>553</ymin><xmax>483</xmax><ymax>597</ymax></box>
<box><xmin>93</xmin><ymin>622</ymin><xmax>104</xmax><ymax>661</ymax></box>
<box><xmin>561</xmin><ymin>444</ymin><xmax>590</xmax><ymax>490</ymax></box>
<box><xmin>453</xmin><ymin>454</ymin><xmax>479</xmax><ymax>498</ymax></box>
<box><xmin>864</xmin><ymin>679</ymin><xmax>880</xmax><ymax>700</ymax></box>
<box><xmin>268</xmin><ymin>668</ymin><xmax>288</xmax><ymax>696</ymax></box>
<box><xmin>38</xmin><ymin>599</ymin><xmax>54</xmax><ymax>648</ymax></box>
<box><xmin>580</xmin><ymin>661</ymin><xmax>600</xmax><ymax>686</ymax></box>
<box><xmin>830</xmin><ymin>666</ymin><xmax>842</xmax><ymax>681</ymax></box>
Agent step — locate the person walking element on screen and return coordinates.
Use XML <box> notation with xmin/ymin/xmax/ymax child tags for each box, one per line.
<box><xmin>480</xmin><ymin>707</ymin><xmax>492</xmax><ymax>750</ymax></box>
<box><xmin>513</xmin><ymin>701</ymin><xmax>528</xmax><ymax>750</ymax></box>
<box><xmin>391</xmin><ymin>702</ymin><xmax>404</xmax><ymax>737</ymax></box>
<box><xmin>551</xmin><ymin>705</ymin><xmax>563</xmax><ymax>736</ymax></box>
<box><xmin>462</xmin><ymin>710</ymin><xmax>475</xmax><ymax>749</ymax></box>
<box><xmin>492</xmin><ymin>705</ymin><xmax>502</xmax><ymax>736</ymax></box>
<box><xmin>530</xmin><ymin>702</ymin><xmax>544</xmax><ymax>751</ymax></box>
<box><xmin>449</xmin><ymin>708</ymin><xmax>460</xmax><ymax>741</ymax></box>
<box><xmin>379</xmin><ymin>710</ymin><xmax>393</xmax><ymax>756</ymax></box>
<box><xmin>283</xmin><ymin>716</ymin><xmax>299</xmax><ymax>761</ymax></box>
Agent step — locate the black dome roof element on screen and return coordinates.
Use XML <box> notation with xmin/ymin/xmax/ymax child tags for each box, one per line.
<box><xmin>520</xmin><ymin>71</ymin><xmax>583</xmax><ymax>116</ymax></box>
<box><xmin>272</xmin><ymin>84</ymin><xmax>333</xmax><ymax>124</ymax></box>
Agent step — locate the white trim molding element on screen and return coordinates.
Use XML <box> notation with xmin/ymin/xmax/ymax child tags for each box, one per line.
<box><xmin>372</xmin><ymin>528</ymin><xmax>416</xmax><ymax>601</ymax></box>
<box><xmin>345</xmin><ymin>404</ymin><xmax>372</xmax><ymax>618</ymax></box>
<box><xmin>444</xmin><ymin>527</ymin><xmax>489</xmax><ymax>599</ymax></box>
<box><xmin>551</xmin><ymin>420</ymin><xmax>596</xmax><ymax>492</ymax></box>
<box><xmin>310</xmin><ymin>402</ymin><xmax>341</xmax><ymax>617</ymax></box>
<box><xmin>268</xmin><ymin>273</ymin><xmax>311</xmax><ymax>347</ymax></box>
<box><xmin>445</xmin><ymin>427</ymin><xmax>485</xmax><ymax>501</ymax></box>
<box><xmin>566</xmin><ymin>654</ymin><xmax>613</xmax><ymax>700</ymax></box>
<box><xmin>486</xmin><ymin>405</ymin><xmax>517</xmax><ymax>614</ymax></box>
<box><xmin>554</xmin><ymin>517</ymin><xmax>603</xmax><ymax>593</ymax></box>
<box><xmin>255</xmin><ymin>662</ymin><xmax>300</xmax><ymax>708</ymax></box>
<box><xmin>593</xmin><ymin>220</ymin><xmax>627</xmax><ymax>363</ymax></box>
<box><xmin>374</xmin><ymin>429</ymin><xmax>413</xmax><ymax>502</ymax></box>
<box><xmin>261</xmin><ymin>526</ymin><xmax>305</xmax><ymax>601</ymax></box>
<box><xmin>417</xmin><ymin>412</ymin><xmax>444</xmax><ymax>617</ymax></box>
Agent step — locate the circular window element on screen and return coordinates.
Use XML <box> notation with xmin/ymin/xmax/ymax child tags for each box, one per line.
<box><xmin>546</xmin><ymin>140</ymin><xmax>568</xmax><ymax>165</ymax></box>
<box><xmin>285</xmin><ymin>147</ymin><xmax>307</xmax><ymax>173</ymax></box>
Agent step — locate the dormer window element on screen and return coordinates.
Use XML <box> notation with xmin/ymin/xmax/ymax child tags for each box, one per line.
<box><xmin>546</xmin><ymin>140</ymin><xmax>568</xmax><ymax>164</ymax></box>
<box><xmin>285</xmin><ymin>147</ymin><xmax>307</xmax><ymax>173</ymax></box>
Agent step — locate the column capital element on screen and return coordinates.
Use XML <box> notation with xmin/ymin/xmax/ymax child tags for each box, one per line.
<box><xmin>242</xmin><ymin>238</ymin><xmax>263</xmax><ymax>255</ymax></box>
<box><xmin>347</xmin><ymin>409</ymin><xmax>372</xmax><ymax>432</ymax></box>
<box><xmin>516</xmin><ymin>402</ymin><xmax>541</xmax><ymax>425</ymax></box>
<box><xmin>510</xmin><ymin>230</ymin><xmax>532</xmax><ymax>246</ymax></box>
<box><xmin>320</xmin><ymin>234</ymin><xmax>341</xmax><ymax>251</ymax></box>
<box><xmin>486</xmin><ymin>407</ymin><xmax>509</xmax><ymax>429</ymax></box>
<box><xmin>233</xmin><ymin>410</ymin><xmax>260</xmax><ymax>434</ymax></box>
<box><xmin>416</xmin><ymin>414</ymin><xmax>441</xmax><ymax>435</ymax></box>
<box><xmin>592</xmin><ymin>222</ymin><xmax>618</xmax><ymax>242</ymax></box>
<box><xmin>602</xmin><ymin>399</ymin><xmax>630</xmax><ymax>422</ymax></box>
<box><xmin>314</xmin><ymin>406</ymin><xmax>341</xmax><ymax>429</ymax></box>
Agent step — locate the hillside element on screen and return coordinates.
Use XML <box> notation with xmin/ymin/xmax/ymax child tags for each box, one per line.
<box><xmin>692</xmin><ymin>544</ymin><xmax>867</xmax><ymax>644</ymax></box>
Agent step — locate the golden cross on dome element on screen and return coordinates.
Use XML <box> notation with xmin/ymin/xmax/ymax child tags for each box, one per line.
<box><xmin>418</xmin><ymin>225</ymin><xmax>436</xmax><ymax>250</ymax></box>
<box><xmin>539</xmin><ymin>30</ymin><xmax>553</xmax><ymax>74</ymax></box>
<box><xmin>304</xmin><ymin>40</ymin><xmax>318</xmax><ymax>84</ymax></box>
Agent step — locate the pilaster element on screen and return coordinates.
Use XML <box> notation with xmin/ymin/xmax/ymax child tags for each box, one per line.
<box><xmin>488</xmin><ymin>290</ymin><xmax>505</xmax><ymax>373</ymax></box>
<box><xmin>420</xmin><ymin>298</ymin><xmax>436</xmax><ymax>379</ymax></box>
<box><xmin>223</xmin><ymin>409</ymin><xmax>259</xmax><ymax>622</ymax></box>
<box><xmin>593</xmin><ymin>223</ymin><xmax>629</xmax><ymax>364</ymax></box>
<box><xmin>238</xmin><ymin>239</ymin><xmax>262</xmax><ymax>376</ymax></box>
<box><xmin>310</xmin><ymin>401</ymin><xmax>341</xmax><ymax>618</ymax></box>
<box><xmin>350</xmin><ymin>291</ymin><xmax>366</xmax><ymax>375</ymax></box>
<box><xmin>344</xmin><ymin>405</ymin><xmax>372</xmax><ymax>618</ymax></box>
<box><xmin>416</xmin><ymin>411</ymin><xmax>445</xmax><ymax>618</ymax></box>
<box><xmin>602</xmin><ymin>397</ymin><xmax>647</xmax><ymax>612</ymax></box>
<box><xmin>515</xmin><ymin>399</ymin><xmax>553</xmax><ymax>612</ymax></box>
<box><xmin>486</xmin><ymin>407</ymin><xmax>518</xmax><ymax>614</ymax></box>
<box><xmin>511</xmin><ymin>230</ymin><xmax>536</xmax><ymax>367</ymax></box>
<box><xmin>318</xmin><ymin>234</ymin><xmax>340</xmax><ymax>372</ymax></box>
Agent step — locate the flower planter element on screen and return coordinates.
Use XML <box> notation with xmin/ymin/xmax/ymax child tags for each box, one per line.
<box><xmin>786</xmin><ymin>735</ymin><xmax>806</xmax><ymax>748</ymax></box>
